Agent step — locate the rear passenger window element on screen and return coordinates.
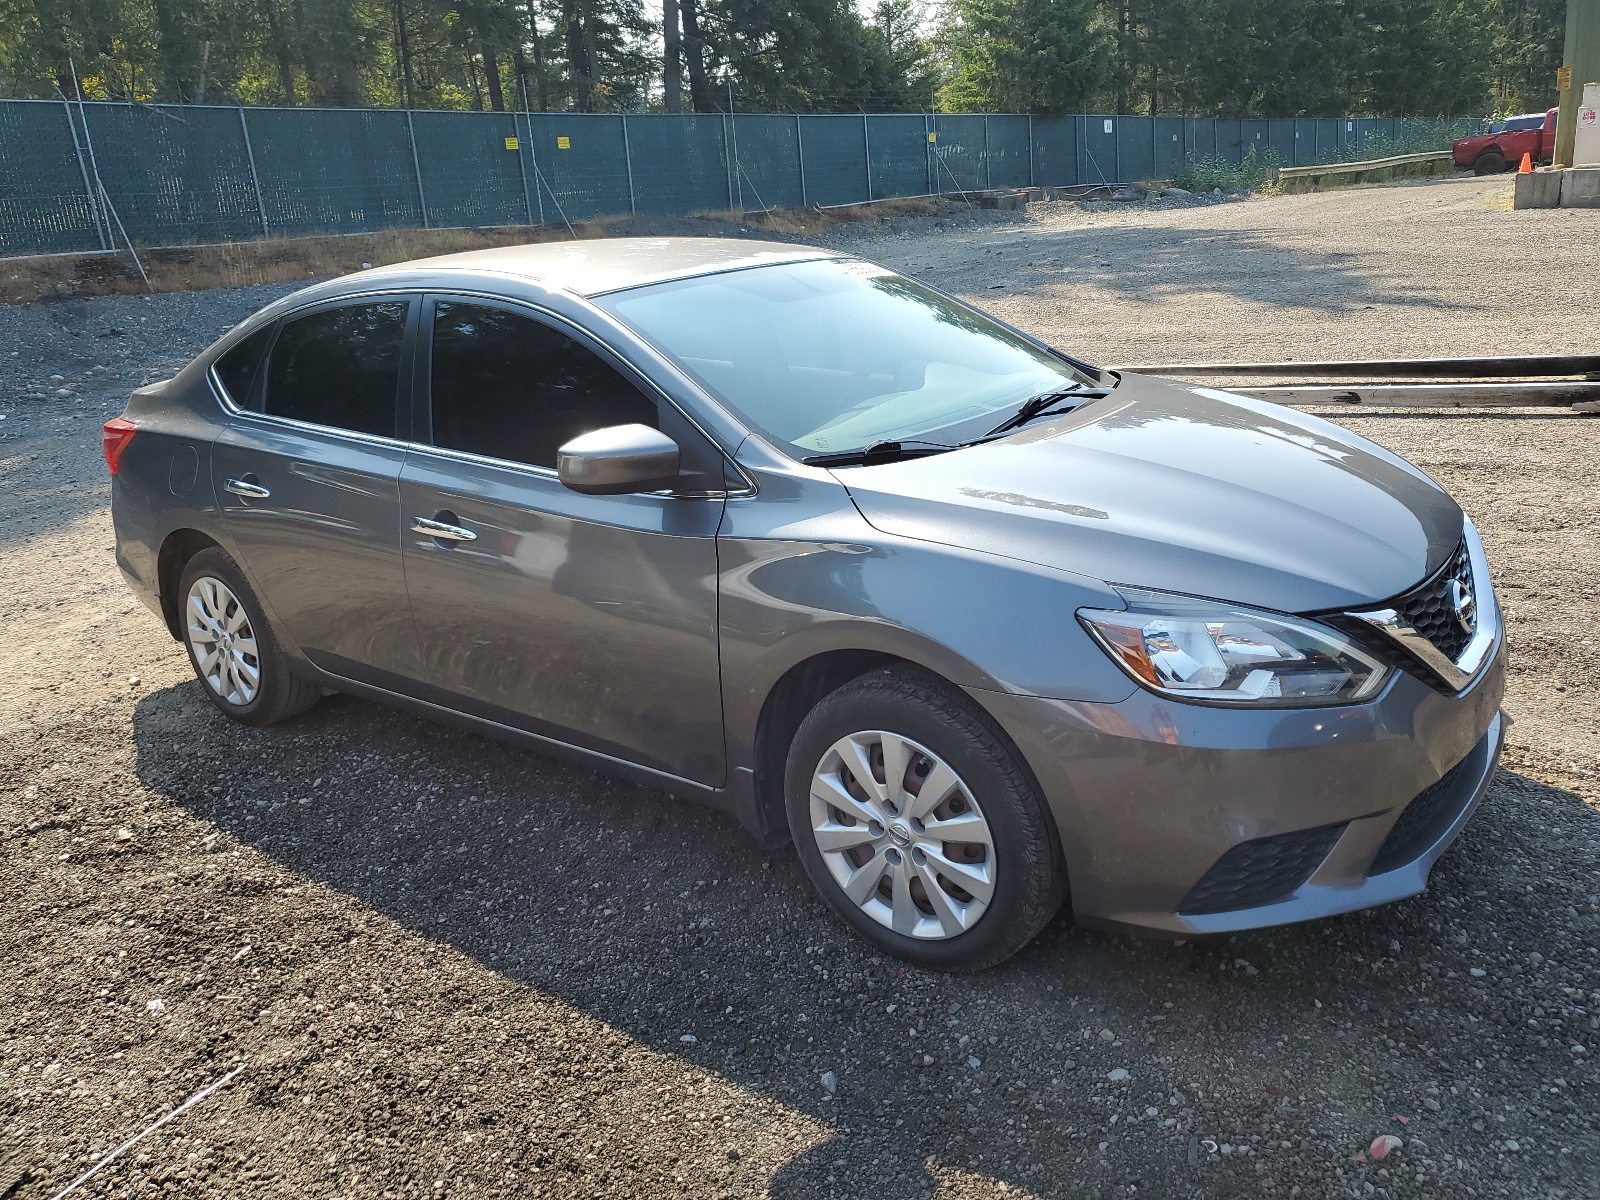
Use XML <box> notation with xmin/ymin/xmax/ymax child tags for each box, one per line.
<box><xmin>428</xmin><ymin>301</ymin><xmax>657</xmax><ymax>470</ymax></box>
<box><xmin>262</xmin><ymin>301</ymin><xmax>409</xmax><ymax>438</ymax></box>
<box><xmin>213</xmin><ymin>324</ymin><xmax>273</xmax><ymax>407</ymax></box>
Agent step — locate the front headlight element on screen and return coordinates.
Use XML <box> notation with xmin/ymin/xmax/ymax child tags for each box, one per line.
<box><xmin>1078</xmin><ymin>587</ymin><xmax>1391</xmax><ymax>707</ymax></box>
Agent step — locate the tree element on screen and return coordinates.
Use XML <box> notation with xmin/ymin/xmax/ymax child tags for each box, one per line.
<box><xmin>871</xmin><ymin>0</ymin><xmax>937</xmax><ymax>108</ymax></box>
<box><xmin>0</xmin><ymin>0</ymin><xmax>1545</xmax><ymax>114</ymax></box>
<box><xmin>690</xmin><ymin>0</ymin><xmax>926</xmax><ymax>111</ymax></box>
<box><xmin>1343</xmin><ymin>0</ymin><xmax>1493</xmax><ymax>115</ymax></box>
<box><xmin>939</xmin><ymin>0</ymin><xmax>1112</xmax><ymax>112</ymax></box>
<box><xmin>299</xmin><ymin>0</ymin><xmax>368</xmax><ymax>105</ymax></box>
<box><xmin>1484</xmin><ymin>0</ymin><xmax>1564</xmax><ymax>113</ymax></box>
<box><xmin>661</xmin><ymin>0</ymin><xmax>680</xmax><ymax>108</ymax></box>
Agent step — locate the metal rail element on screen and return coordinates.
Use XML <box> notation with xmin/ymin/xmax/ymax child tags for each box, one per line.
<box><xmin>1115</xmin><ymin>354</ymin><xmax>1600</xmax><ymax>410</ymax></box>
<box><xmin>1275</xmin><ymin>150</ymin><xmax>1452</xmax><ymax>180</ymax></box>
<box><xmin>1239</xmin><ymin>382</ymin><xmax>1600</xmax><ymax>407</ymax></box>
<box><xmin>1113</xmin><ymin>354</ymin><xmax>1600</xmax><ymax>380</ymax></box>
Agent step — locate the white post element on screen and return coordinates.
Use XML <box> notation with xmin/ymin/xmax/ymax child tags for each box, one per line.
<box><xmin>862</xmin><ymin>112</ymin><xmax>873</xmax><ymax>200</ymax></box>
<box><xmin>60</xmin><ymin>96</ymin><xmax>108</xmax><ymax>250</ymax></box>
<box><xmin>727</xmin><ymin>81</ymin><xmax>742</xmax><ymax>211</ymax></box>
<box><xmin>621</xmin><ymin>115</ymin><xmax>637</xmax><ymax>214</ymax></box>
<box><xmin>983</xmin><ymin>113</ymin><xmax>991</xmax><ymax>189</ymax></box>
<box><xmin>406</xmin><ymin>109</ymin><xmax>429</xmax><ymax>228</ymax></box>
<box><xmin>514</xmin><ymin>111</ymin><xmax>533</xmax><ymax>225</ymax></box>
<box><xmin>238</xmin><ymin>107</ymin><xmax>269</xmax><ymax>237</ymax></box>
<box><xmin>796</xmin><ymin>113</ymin><xmax>808</xmax><ymax>206</ymax></box>
<box><xmin>521</xmin><ymin>77</ymin><xmax>544</xmax><ymax>227</ymax></box>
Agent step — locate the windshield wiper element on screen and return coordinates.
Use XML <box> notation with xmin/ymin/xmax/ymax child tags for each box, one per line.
<box><xmin>984</xmin><ymin>385</ymin><xmax>1111</xmax><ymax>438</ymax></box>
<box><xmin>801</xmin><ymin>439</ymin><xmax>960</xmax><ymax>468</ymax></box>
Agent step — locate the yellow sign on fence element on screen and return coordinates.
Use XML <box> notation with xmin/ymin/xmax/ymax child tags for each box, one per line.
<box><xmin>504</xmin><ymin>137</ymin><xmax>519</xmax><ymax>151</ymax></box>
<box><xmin>557</xmin><ymin>136</ymin><xmax>571</xmax><ymax>150</ymax></box>
<box><xmin>927</xmin><ymin>131</ymin><xmax>937</xmax><ymax>143</ymax></box>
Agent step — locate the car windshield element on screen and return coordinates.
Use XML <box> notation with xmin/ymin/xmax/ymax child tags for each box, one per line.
<box><xmin>595</xmin><ymin>258</ymin><xmax>1093</xmax><ymax>458</ymax></box>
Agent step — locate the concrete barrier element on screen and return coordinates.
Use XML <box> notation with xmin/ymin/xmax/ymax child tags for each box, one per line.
<box><xmin>1560</xmin><ymin>167</ymin><xmax>1600</xmax><ymax>207</ymax></box>
<box><xmin>1514</xmin><ymin>169</ymin><xmax>1565</xmax><ymax>208</ymax></box>
<box><xmin>1515</xmin><ymin>165</ymin><xmax>1600</xmax><ymax>208</ymax></box>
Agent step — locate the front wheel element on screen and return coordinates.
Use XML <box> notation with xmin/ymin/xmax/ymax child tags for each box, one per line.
<box><xmin>1473</xmin><ymin>151</ymin><xmax>1505</xmax><ymax>176</ymax></box>
<box><xmin>785</xmin><ymin>667</ymin><xmax>1066</xmax><ymax>971</ymax></box>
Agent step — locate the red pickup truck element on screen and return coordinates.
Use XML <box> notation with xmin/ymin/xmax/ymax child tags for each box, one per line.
<box><xmin>1453</xmin><ymin>108</ymin><xmax>1558</xmax><ymax>174</ymax></box>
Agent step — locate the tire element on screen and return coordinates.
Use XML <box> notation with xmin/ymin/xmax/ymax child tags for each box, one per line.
<box><xmin>177</xmin><ymin>547</ymin><xmax>321</xmax><ymax>726</ymax></box>
<box><xmin>784</xmin><ymin>666</ymin><xmax>1066</xmax><ymax>972</ymax></box>
<box><xmin>1473</xmin><ymin>151</ymin><xmax>1505</xmax><ymax>176</ymax></box>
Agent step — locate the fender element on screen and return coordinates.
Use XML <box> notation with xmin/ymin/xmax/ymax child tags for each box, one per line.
<box><xmin>718</xmin><ymin>441</ymin><xmax>1138</xmax><ymax>780</ymax></box>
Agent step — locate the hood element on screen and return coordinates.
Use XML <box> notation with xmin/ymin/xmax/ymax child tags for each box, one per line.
<box><xmin>837</xmin><ymin>374</ymin><xmax>1463</xmax><ymax>614</ymax></box>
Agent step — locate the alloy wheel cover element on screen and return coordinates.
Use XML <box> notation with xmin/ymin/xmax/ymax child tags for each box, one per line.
<box><xmin>186</xmin><ymin>576</ymin><xmax>262</xmax><ymax>706</ymax></box>
<box><xmin>808</xmin><ymin>730</ymin><xmax>997</xmax><ymax>940</ymax></box>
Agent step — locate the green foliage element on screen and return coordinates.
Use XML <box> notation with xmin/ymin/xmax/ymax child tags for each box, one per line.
<box><xmin>696</xmin><ymin>0</ymin><xmax>924</xmax><ymax>111</ymax></box>
<box><xmin>1328</xmin><ymin>117</ymin><xmax>1486</xmax><ymax>160</ymax></box>
<box><xmin>1481</xmin><ymin>0</ymin><xmax>1565</xmax><ymax>115</ymax></box>
<box><xmin>938</xmin><ymin>0</ymin><xmax>1111</xmax><ymax>114</ymax></box>
<box><xmin>1171</xmin><ymin>117</ymin><xmax>1488</xmax><ymax>194</ymax></box>
<box><xmin>0</xmin><ymin>0</ymin><xmax>1567</xmax><ymax>114</ymax></box>
<box><xmin>1171</xmin><ymin>143</ymin><xmax>1280</xmax><ymax>193</ymax></box>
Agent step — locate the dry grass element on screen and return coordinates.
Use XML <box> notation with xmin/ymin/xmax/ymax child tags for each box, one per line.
<box><xmin>744</xmin><ymin>207</ymin><xmax>832</xmax><ymax>235</ymax></box>
<box><xmin>823</xmin><ymin>196</ymin><xmax>954</xmax><ymax>223</ymax></box>
<box><xmin>0</xmin><ymin>193</ymin><xmax>995</xmax><ymax>305</ymax></box>
<box><xmin>0</xmin><ymin>225</ymin><xmax>565</xmax><ymax>305</ymax></box>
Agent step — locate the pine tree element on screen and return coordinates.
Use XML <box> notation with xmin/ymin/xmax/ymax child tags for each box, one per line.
<box><xmin>939</xmin><ymin>0</ymin><xmax>1112</xmax><ymax>113</ymax></box>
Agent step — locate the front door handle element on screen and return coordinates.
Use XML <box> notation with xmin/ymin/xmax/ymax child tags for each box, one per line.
<box><xmin>411</xmin><ymin>515</ymin><xmax>478</xmax><ymax>543</ymax></box>
<box><xmin>223</xmin><ymin>476</ymin><xmax>271</xmax><ymax>499</ymax></box>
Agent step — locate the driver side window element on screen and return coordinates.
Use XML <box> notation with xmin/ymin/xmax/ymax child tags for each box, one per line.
<box><xmin>427</xmin><ymin>301</ymin><xmax>658</xmax><ymax>471</ymax></box>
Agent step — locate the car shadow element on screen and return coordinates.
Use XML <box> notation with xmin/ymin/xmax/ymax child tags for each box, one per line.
<box><xmin>132</xmin><ymin>680</ymin><xmax>1599</xmax><ymax>1197</ymax></box>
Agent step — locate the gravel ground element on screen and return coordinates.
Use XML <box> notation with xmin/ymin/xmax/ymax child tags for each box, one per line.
<box><xmin>2</xmin><ymin>175</ymin><xmax>1597</xmax><ymax>1200</ymax></box>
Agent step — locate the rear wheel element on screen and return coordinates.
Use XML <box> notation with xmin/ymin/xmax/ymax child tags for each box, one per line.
<box><xmin>179</xmin><ymin>547</ymin><xmax>320</xmax><ymax>726</ymax></box>
<box><xmin>1473</xmin><ymin>151</ymin><xmax>1505</xmax><ymax>176</ymax></box>
<box><xmin>785</xmin><ymin>666</ymin><xmax>1066</xmax><ymax>972</ymax></box>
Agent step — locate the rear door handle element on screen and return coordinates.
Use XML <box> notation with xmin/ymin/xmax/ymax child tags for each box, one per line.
<box><xmin>223</xmin><ymin>476</ymin><xmax>271</xmax><ymax>499</ymax></box>
<box><xmin>411</xmin><ymin>515</ymin><xmax>477</xmax><ymax>543</ymax></box>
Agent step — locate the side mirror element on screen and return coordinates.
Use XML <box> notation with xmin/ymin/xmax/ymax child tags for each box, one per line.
<box><xmin>557</xmin><ymin>424</ymin><xmax>681</xmax><ymax>495</ymax></box>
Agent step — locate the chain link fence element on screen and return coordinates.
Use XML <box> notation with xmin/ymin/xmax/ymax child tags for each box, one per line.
<box><xmin>0</xmin><ymin>100</ymin><xmax>1484</xmax><ymax>258</ymax></box>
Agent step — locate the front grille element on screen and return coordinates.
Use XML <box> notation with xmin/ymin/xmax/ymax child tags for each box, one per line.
<box><xmin>1369</xmin><ymin>731</ymin><xmax>1492</xmax><ymax>875</ymax></box>
<box><xmin>1178</xmin><ymin>821</ymin><xmax>1346</xmax><ymax>915</ymax></box>
<box><xmin>1391</xmin><ymin>539</ymin><xmax>1475</xmax><ymax>663</ymax></box>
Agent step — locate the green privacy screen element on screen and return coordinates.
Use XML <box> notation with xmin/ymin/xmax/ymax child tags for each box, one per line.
<box><xmin>0</xmin><ymin>101</ymin><xmax>1482</xmax><ymax>257</ymax></box>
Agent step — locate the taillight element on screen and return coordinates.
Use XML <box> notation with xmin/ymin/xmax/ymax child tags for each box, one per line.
<box><xmin>102</xmin><ymin>417</ymin><xmax>137</xmax><ymax>475</ymax></box>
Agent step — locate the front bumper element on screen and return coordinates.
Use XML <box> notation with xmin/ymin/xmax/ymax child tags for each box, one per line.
<box><xmin>973</xmin><ymin>643</ymin><xmax>1505</xmax><ymax>935</ymax></box>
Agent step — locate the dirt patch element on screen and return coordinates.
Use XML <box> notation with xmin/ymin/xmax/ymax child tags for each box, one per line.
<box><xmin>1</xmin><ymin>175</ymin><xmax>1597</xmax><ymax>1200</ymax></box>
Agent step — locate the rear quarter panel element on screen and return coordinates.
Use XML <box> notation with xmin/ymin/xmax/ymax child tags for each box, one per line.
<box><xmin>112</xmin><ymin>366</ymin><xmax>236</xmax><ymax>633</ymax></box>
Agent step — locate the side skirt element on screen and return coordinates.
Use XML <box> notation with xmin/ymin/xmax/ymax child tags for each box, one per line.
<box><xmin>296</xmin><ymin>662</ymin><xmax>770</xmax><ymax>837</ymax></box>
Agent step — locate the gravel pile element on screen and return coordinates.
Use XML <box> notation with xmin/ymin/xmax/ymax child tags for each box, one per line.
<box><xmin>2</xmin><ymin>175</ymin><xmax>1596</xmax><ymax>1199</ymax></box>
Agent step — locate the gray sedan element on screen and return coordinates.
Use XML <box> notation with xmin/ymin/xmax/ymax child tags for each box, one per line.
<box><xmin>105</xmin><ymin>238</ymin><xmax>1504</xmax><ymax>971</ymax></box>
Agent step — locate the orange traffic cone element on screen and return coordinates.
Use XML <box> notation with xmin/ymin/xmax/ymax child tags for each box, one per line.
<box><xmin>1519</xmin><ymin>151</ymin><xmax>1533</xmax><ymax>173</ymax></box>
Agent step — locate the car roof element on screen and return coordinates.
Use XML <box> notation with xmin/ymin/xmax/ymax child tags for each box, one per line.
<box><xmin>364</xmin><ymin>236</ymin><xmax>840</xmax><ymax>297</ymax></box>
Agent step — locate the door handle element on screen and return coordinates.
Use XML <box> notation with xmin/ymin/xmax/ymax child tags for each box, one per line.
<box><xmin>224</xmin><ymin>476</ymin><xmax>271</xmax><ymax>499</ymax></box>
<box><xmin>411</xmin><ymin>515</ymin><xmax>477</xmax><ymax>543</ymax></box>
